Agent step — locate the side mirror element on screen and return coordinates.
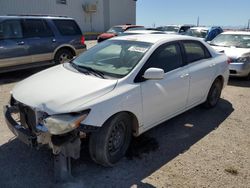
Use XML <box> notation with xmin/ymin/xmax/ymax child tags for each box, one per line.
<box><xmin>143</xmin><ymin>68</ymin><xmax>164</xmax><ymax>80</ymax></box>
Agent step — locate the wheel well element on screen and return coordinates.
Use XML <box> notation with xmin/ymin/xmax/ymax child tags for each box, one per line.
<box><xmin>126</xmin><ymin>111</ymin><xmax>139</xmax><ymax>137</ymax></box>
<box><xmin>215</xmin><ymin>75</ymin><xmax>224</xmax><ymax>86</ymax></box>
<box><xmin>55</xmin><ymin>46</ymin><xmax>76</xmax><ymax>58</ymax></box>
<box><xmin>105</xmin><ymin>111</ymin><xmax>140</xmax><ymax>137</ymax></box>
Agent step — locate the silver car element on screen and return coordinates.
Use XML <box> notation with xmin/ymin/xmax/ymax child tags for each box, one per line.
<box><xmin>210</xmin><ymin>31</ymin><xmax>250</xmax><ymax>80</ymax></box>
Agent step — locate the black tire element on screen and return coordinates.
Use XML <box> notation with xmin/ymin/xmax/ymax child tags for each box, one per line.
<box><xmin>97</xmin><ymin>38</ymin><xmax>105</xmax><ymax>43</ymax></box>
<box><xmin>245</xmin><ymin>73</ymin><xmax>250</xmax><ymax>81</ymax></box>
<box><xmin>89</xmin><ymin>113</ymin><xmax>132</xmax><ymax>167</ymax></box>
<box><xmin>54</xmin><ymin>49</ymin><xmax>73</xmax><ymax>64</ymax></box>
<box><xmin>203</xmin><ymin>78</ymin><xmax>223</xmax><ymax>108</ymax></box>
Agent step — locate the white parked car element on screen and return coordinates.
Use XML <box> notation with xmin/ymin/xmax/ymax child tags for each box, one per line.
<box><xmin>156</xmin><ymin>25</ymin><xmax>194</xmax><ymax>34</ymax></box>
<box><xmin>210</xmin><ymin>31</ymin><xmax>250</xmax><ymax>80</ymax></box>
<box><xmin>4</xmin><ymin>34</ymin><xmax>229</xmax><ymax>167</ymax></box>
<box><xmin>121</xmin><ymin>29</ymin><xmax>165</xmax><ymax>36</ymax></box>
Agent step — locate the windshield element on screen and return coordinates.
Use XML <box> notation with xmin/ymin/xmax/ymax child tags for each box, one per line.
<box><xmin>126</xmin><ymin>27</ymin><xmax>145</xmax><ymax>31</ymax></box>
<box><xmin>107</xmin><ymin>27</ymin><xmax>124</xmax><ymax>34</ymax></box>
<box><xmin>210</xmin><ymin>34</ymin><xmax>250</xmax><ymax>48</ymax></box>
<box><xmin>157</xmin><ymin>26</ymin><xmax>180</xmax><ymax>32</ymax></box>
<box><xmin>72</xmin><ymin>40</ymin><xmax>152</xmax><ymax>78</ymax></box>
<box><xmin>186</xmin><ymin>29</ymin><xmax>208</xmax><ymax>38</ymax></box>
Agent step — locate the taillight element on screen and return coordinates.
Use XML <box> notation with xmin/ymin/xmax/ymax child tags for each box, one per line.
<box><xmin>80</xmin><ymin>36</ymin><xmax>85</xmax><ymax>45</ymax></box>
<box><xmin>227</xmin><ymin>58</ymin><xmax>231</xmax><ymax>64</ymax></box>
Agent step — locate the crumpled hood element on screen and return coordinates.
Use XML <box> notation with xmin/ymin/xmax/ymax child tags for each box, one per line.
<box><xmin>212</xmin><ymin>46</ymin><xmax>250</xmax><ymax>59</ymax></box>
<box><xmin>12</xmin><ymin>64</ymin><xmax>117</xmax><ymax>115</ymax></box>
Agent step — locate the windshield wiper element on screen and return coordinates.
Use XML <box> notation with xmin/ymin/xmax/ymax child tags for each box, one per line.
<box><xmin>210</xmin><ymin>43</ymin><xmax>219</xmax><ymax>46</ymax></box>
<box><xmin>210</xmin><ymin>43</ymin><xmax>230</xmax><ymax>47</ymax></box>
<box><xmin>70</xmin><ymin>62</ymin><xmax>88</xmax><ymax>73</ymax></box>
<box><xmin>81</xmin><ymin>65</ymin><xmax>105</xmax><ymax>78</ymax></box>
<box><xmin>71</xmin><ymin>63</ymin><xmax>105</xmax><ymax>79</ymax></box>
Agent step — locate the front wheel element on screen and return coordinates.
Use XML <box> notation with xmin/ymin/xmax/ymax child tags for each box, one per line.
<box><xmin>203</xmin><ymin>79</ymin><xmax>223</xmax><ymax>108</ymax></box>
<box><xmin>89</xmin><ymin>113</ymin><xmax>132</xmax><ymax>166</ymax></box>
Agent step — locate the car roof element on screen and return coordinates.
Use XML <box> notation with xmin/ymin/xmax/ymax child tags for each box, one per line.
<box><xmin>111</xmin><ymin>34</ymin><xmax>201</xmax><ymax>44</ymax></box>
<box><xmin>191</xmin><ymin>26</ymin><xmax>222</xmax><ymax>31</ymax></box>
<box><xmin>156</xmin><ymin>25</ymin><xmax>180</xmax><ymax>29</ymax></box>
<box><xmin>190</xmin><ymin>27</ymin><xmax>210</xmax><ymax>30</ymax></box>
<box><xmin>112</xmin><ymin>25</ymin><xmax>144</xmax><ymax>29</ymax></box>
<box><xmin>0</xmin><ymin>15</ymin><xmax>74</xmax><ymax>20</ymax></box>
<box><xmin>158</xmin><ymin>24</ymin><xmax>194</xmax><ymax>27</ymax></box>
<box><xmin>221</xmin><ymin>31</ymin><xmax>250</xmax><ymax>35</ymax></box>
<box><xmin>124</xmin><ymin>30</ymin><xmax>164</xmax><ymax>34</ymax></box>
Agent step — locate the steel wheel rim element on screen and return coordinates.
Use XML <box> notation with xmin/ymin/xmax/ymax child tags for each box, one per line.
<box><xmin>210</xmin><ymin>84</ymin><xmax>220</xmax><ymax>105</ymax></box>
<box><xmin>108</xmin><ymin>121</ymin><xmax>126</xmax><ymax>156</ymax></box>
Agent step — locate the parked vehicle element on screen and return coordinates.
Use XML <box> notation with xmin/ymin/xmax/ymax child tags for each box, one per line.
<box><xmin>0</xmin><ymin>15</ymin><xmax>86</xmax><ymax>73</ymax></box>
<box><xmin>121</xmin><ymin>29</ymin><xmax>165</xmax><ymax>36</ymax></box>
<box><xmin>4</xmin><ymin>34</ymin><xmax>229</xmax><ymax>170</ymax></box>
<box><xmin>185</xmin><ymin>26</ymin><xmax>223</xmax><ymax>41</ymax></box>
<box><xmin>156</xmin><ymin>24</ymin><xmax>194</xmax><ymax>34</ymax></box>
<box><xmin>210</xmin><ymin>31</ymin><xmax>250</xmax><ymax>80</ymax></box>
<box><xmin>97</xmin><ymin>25</ymin><xmax>144</xmax><ymax>42</ymax></box>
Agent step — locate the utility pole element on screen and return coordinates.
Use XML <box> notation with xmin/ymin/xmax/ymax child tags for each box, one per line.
<box><xmin>247</xmin><ymin>19</ymin><xmax>250</xmax><ymax>30</ymax></box>
<box><xmin>197</xmin><ymin>16</ymin><xmax>200</xmax><ymax>27</ymax></box>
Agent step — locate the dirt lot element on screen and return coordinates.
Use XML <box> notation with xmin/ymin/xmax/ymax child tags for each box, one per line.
<box><xmin>0</xmin><ymin>41</ymin><xmax>249</xmax><ymax>188</ymax></box>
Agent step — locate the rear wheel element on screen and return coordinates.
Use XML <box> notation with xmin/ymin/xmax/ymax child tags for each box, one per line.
<box><xmin>203</xmin><ymin>78</ymin><xmax>223</xmax><ymax>108</ymax></box>
<box><xmin>245</xmin><ymin>72</ymin><xmax>250</xmax><ymax>81</ymax></box>
<box><xmin>89</xmin><ymin>113</ymin><xmax>132</xmax><ymax>166</ymax></box>
<box><xmin>54</xmin><ymin>49</ymin><xmax>73</xmax><ymax>64</ymax></box>
<box><xmin>97</xmin><ymin>38</ymin><xmax>104</xmax><ymax>43</ymax></box>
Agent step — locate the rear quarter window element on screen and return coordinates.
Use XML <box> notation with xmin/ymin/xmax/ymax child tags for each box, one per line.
<box><xmin>183</xmin><ymin>41</ymin><xmax>211</xmax><ymax>63</ymax></box>
<box><xmin>53</xmin><ymin>19</ymin><xmax>81</xmax><ymax>36</ymax></box>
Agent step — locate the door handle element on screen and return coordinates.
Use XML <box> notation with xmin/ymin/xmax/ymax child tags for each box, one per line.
<box><xmin>180</xmin><ymin>73</ymin><xmax>189</xmax><ymax>78</ymax></box>
<box><xmin>17</xmin><ymin>41</ymin><xmax>25</xmax><ymax>45</ymax></box>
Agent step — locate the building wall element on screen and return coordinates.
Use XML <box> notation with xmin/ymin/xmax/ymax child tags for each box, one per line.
<box><xmin>0</xmin><ymin>0</ymin><xmax>136</xmax><ymax>32</ymax></box>
<box><xmin>109</xmin><ymin>0</ymin><xmax>136</xmax><ymax>27</ymax></box>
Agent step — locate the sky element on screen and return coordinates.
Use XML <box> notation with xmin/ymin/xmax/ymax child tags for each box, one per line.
<box><xmin>136</xmin><ymin>0</ymin><xmax>250</xmax><ymax>28</ymax></box>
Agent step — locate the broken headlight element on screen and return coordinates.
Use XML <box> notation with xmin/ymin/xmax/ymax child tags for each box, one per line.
<box><xmin>43</xmin><ymin>110</ymin><xmax>90</xmax><ymax>135</ymax></box>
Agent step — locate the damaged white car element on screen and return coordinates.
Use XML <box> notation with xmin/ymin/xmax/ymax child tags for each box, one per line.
<box><xmin>4</xmin><ymin>34</ymin><xmax>229</xmax><ymax>169</ymax></box>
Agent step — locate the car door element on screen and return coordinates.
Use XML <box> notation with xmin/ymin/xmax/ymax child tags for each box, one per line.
<box><xmin>137</xmin><ymin>42</ymin><xmax>190</xmax><ymax>128</ymax></box>
<box><xmin>182</xmin><ymin>41</ymin><xmax>215</xmax><ymax>107</ymax></box>
<box><xmin>21</xmin><ymin>19</ymin><xmax>56</xmax><ymax>63</ymax></box>
<box><xmin>0</xmin><ymin>19</ymin><xmax>30</xmax><ymax>68</ymax></box>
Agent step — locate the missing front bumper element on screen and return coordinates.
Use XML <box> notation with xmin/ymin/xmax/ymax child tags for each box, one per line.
<box><xmin>3</xmin><ymin>105</ymin><xmax>37</xmax><ymax>147</ymax></box>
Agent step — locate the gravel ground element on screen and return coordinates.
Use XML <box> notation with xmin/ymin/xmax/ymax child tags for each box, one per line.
<box><xmin>0</xmin><ymin>41</ymin><xmax>249</xmax><ymax>188</ymax></box>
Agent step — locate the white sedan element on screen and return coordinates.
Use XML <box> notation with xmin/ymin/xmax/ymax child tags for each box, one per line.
<box><xmin>4</xmin><ymin>34</ymin><xmax>229</xmax><ymax>167</ymax></box>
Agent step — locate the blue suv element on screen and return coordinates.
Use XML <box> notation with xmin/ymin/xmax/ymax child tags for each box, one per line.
<box><xmin>185</xmin><ymin>26</ymin><xmax>223</xmax><ymax>41</ymax></box>
<box><xmin>0</xmin><ymin>15</ymin><xmax>86</xmax><ymax>73</ymax></box>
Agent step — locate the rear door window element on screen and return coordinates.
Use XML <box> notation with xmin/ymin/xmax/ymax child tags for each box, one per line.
<box><xmin>22</xmin><ymin>19</ymin><xmax>53</xmax><ymax>38</ymax></box>
<box><xmin>183</xmin><ymin>41</ymin><xmax>211</xmax><ymax>63</ymax></box>
<box><xmin>53</xmin><ymin>19</ymin><xmax>81</xmax><ymax>36</ymax></box>
<box><xmin>0</xmin><ymin>19</ymin><xmax>23</xmax><ymax>40</ymax></box>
